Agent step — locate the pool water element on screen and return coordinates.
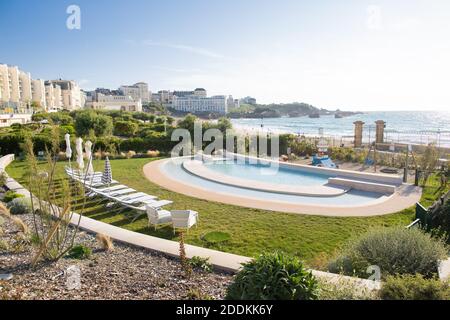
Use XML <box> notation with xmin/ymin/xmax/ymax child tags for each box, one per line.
<box><xmin>204</xmin><ymin>159</ymin><xmax>330</xmax><ymax>186</ymax></box>
<box><xmin>161</xmin><ymin>158</ymin><xmax>388</xmax><ymax>206</ymax></box>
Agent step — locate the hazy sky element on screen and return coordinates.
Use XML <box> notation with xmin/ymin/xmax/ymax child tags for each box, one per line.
<box><xmin>1</xmin><ymin>0</ymin><xmax>450</xmax><ymax>111</ymax></box>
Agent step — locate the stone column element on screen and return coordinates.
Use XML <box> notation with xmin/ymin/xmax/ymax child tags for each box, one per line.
<box><xmin>353</xmin><ymin>121</ymin><xmax>364</xmax><ymax>148</ymax></box>
<box><xmin>375</xmin><ymin>120</ymin><xmax>386</xmax><ymax>144</ymax></box>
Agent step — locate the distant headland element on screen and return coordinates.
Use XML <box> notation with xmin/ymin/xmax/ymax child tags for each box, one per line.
<box><xmin>227</xmin><ymin>102</ymin><xmax>362</xmax><ymax>119</ymax></box>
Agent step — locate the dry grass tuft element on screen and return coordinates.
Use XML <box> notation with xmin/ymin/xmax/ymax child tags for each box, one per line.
<box><xmin>11</xmin><ymin>216</ymin><xmax>29</xmax><ymax>234</ymax></box>
<box><xmin>96</xmin><ymin>233</ymin><xmax>114</xmax><ymax>252</ymax></box>
<box><xmin>0</xmin><ymin>202</ymin><xmax>11</xmax><ymax>217</ymax></box>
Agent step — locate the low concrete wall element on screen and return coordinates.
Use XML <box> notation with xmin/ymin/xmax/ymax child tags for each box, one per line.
<box><xmin>0</xmin><ymin>154</ymin><xmax>15</xmax><ymax>173</ymax></box>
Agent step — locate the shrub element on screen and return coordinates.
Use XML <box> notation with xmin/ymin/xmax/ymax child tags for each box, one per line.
<box><xmin>318</xmin><ymin>279</ymin><xmax>378</xmax><ymax>300</ymax></box>
<box><xmin>146</xmin><ymin>150</ymin><xmax>160</xmax><ymax>158</ymax></box>
<box><xmin>189</xmin><ymin>256</ymin><xmax>213</xmax><ymax>273</ymax></box>
<box><xmin>126</xmin><ymin>150</ymin><xmax>136</xmax><ymax>159</ymax></box>
<box><xmin>328</xmin><ymin>227</ymin><xmax>448</xmax><ymax>279</ymax></box>
<box><xmin>379</xmin><ymin>274</ymin><xmax>450</xmax><ymax>300</ymax></box>
<box><xmin>186</xmin><ymin>288</ymin><xmax>214</xmax><ymax>300</ymax></box>
<box><xmin>3</xmin><ymin>190</ymin><xmax>24</xmax><ymax>203</ymax></box>
<box><xmin>226</xmin><ymin>251</ymin><xmax>318</xmax><ymax>300</ymax></box>
<box><xmin>7</xmin><ymin>197</ymin><xmax>32</xmax><ymax>215</ymax></box>
<box><xmin>67</xmin><ymin>244</ymin><xmax>92</xmax><ymax>260</ymax></box>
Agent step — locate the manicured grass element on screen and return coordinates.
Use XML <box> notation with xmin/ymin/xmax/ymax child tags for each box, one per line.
<box><xmin>203</xmin><ymin>231</ymin><xmax>231</xmax><ymax>244</ymax></box>
<box><xmin>7</xmin><ymin>158</ymin><xmax>445</xmax><ymax>265</ymax></box>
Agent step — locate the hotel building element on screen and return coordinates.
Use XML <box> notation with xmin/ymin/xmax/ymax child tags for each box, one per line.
<box><xmin>172</xmin><ymin>94</ymin><xmax>227</xmax><ymax>114</ymax></box>
<box><xmin>120</xmin><ymin>82</ymin><xmax>150</xmax><ymax>104</ymax></box>
<box><xmin>85</xmin><ymin>92</ymin><xmax>142</xmax><ymax>112</ymax></box>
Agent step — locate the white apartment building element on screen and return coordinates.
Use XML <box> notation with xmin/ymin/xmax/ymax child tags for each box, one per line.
<box><xmin>172</xmin><ymin>94</ymin><xmax>227</xmax><ymax>114</ymax></box>
<box><xmin>0</xmin><ymin>64</ymin><xmax>30</xmax><ymax>110</ymax></box>
<box><xmin>120</xmin><ymin>82</ymin><xmax>150</xmax><ymax>104</ymax></box>
<box><xmin>46</xmin><ymin>80</ymin><xmax>83</xmax><ymax>111</ymax></box>
<box><xmin>85</xmin><ymin>93</ymin><xmax>142</xmax><ymax>112</ymax></box>
<box><xmin>0</xmin><ymin>64</ymin><xmax>83</xmax><ymax>112</ymax></box>
<box><xmin>31</xmin><ymin>79</ymin><xmax>47</xmax><ymax>109</ymax></box>
<box><xmin>45</xmin><ymin>82</ymin><xmax>63</xmax><ymax>111</ymax></box>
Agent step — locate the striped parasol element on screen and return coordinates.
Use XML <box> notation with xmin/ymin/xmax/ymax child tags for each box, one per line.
<box><xmin>101</xmin><ymin>156</ymin><xmax>112</xmax><ymax>185</ymax></box>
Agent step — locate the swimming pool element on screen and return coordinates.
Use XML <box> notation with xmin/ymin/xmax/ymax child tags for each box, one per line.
<box><xmin>144</xmin><ymin>155</ymin><xmax>421</xmax><ymax>216</ymax></box>
<box><xmin>204</xmin><ymin>159</ymin><xmax>331</xmax><ymax>186</ymax></box>
<box><xmin>159</xmin><ymin>156</ymin><xmax>391</xmax><ymax>206</ymax></box>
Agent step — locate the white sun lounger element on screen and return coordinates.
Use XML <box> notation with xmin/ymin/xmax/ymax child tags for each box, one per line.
<box><xmin>113</xmin><ymin>193</ymin><xmax>158</xmax><ymax>203</ymax></box>
<box><xmin>92</xmin><ymin>184</ymin><xmax>128</xmax><ymax>192</ymax></box>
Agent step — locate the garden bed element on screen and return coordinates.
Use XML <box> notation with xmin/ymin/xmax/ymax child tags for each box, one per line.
<box><xmin>0</xmin><ymin>213</ymin><xmax>232</xmax><ymax>300</ymax></box>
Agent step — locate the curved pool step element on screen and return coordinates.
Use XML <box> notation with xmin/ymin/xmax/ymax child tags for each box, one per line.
<box><xmin>182</xmin><ymin>160</ymin><xmax>349</xmax><ymax>197</ymax></box>
<box><xmin>328</xmin><ymin>177</ymin><xmax>396</xmax><ymax>194</ymax></box>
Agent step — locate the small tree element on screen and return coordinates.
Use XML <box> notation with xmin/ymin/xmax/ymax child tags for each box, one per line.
<box><xmin>75</xmin><ymin>110</ymin><xmax>113</xmax><ymax>137</ymax></box>
<box><xmin>113</xmin><ymin>120</ymin><xmax>138</xmax><ymax>137</ymax></box>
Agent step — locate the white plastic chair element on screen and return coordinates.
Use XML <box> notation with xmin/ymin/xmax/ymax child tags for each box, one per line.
<box><xmin>146</xmin><ymin>206</ymin><xmax>172</xmax><ymax>230</ymax></box>
<box><xmin>171</xmin><ymin>210</ymin><xmax>198</xmax><ymax>234</ymax></box>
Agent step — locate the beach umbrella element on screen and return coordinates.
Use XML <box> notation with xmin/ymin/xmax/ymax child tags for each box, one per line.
<box><xmin>75</xmin><ymin>137</ymin><xmax>84</xmax><ymax>170</ymax></box>
<box><xmin>101</xmin><ymin>156</ymin><xmax>112</xmax><ymax>185</ymax></box>
<box><xmin>84</xmin><ymin>140</ymin><xmax>94</xmax><ymax>175</ymax></box>
<box><xmin>64</xmin><ymin>133</ymin><xmax>72</xmax><ymax>160</ymax></box>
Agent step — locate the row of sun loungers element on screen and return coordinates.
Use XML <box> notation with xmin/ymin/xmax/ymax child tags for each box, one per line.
<box><xmin>65</xmin><ymin>167</ymin><xmax>197</xmax><ymax>232</ymax></box>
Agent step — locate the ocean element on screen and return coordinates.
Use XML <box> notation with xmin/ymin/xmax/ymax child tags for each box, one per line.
<box><xmin>231</xmin><ymin>111</ymin><xmax>450</xmax><ymax>147</ymax></box>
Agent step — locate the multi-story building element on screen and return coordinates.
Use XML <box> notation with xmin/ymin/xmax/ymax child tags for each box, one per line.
<box><xmin>227</xmin><ymin>95</ymin><xmax>240</xmax><ymax>109</ymax></box>
<box><xmin>1</xmin><ymin>64</ymin><xmax>83</xmax><ymax>113</ymax></box>
<box><xmin>157</xmin><ymin>90</ymin><xmax>173</xmax><ymax>104</ymax></box>
<box><xmin>45</xmin><ymin>82</ymin><xmax>63</xmax><ymax>111</ymax></box>
<box><xmin>85</xmin><ymin>92</ymin><xmax>142</xmax><ymax>112</ymax></box>
<box><xmin>172</xmin><ymin>94</ymin><xmax>227</xmax><ymax>114</ymax></box>
<box><xmin>0</xmin><ymin>64</ymin><xmax>34</xmax><ymax>111</ymax></box>
<box><xmin>31</xmin><ymin>79</ymin><xmax>47</xmax><ymax>109</ymax></box>
<box><xmin>193</xmin><ymin>88</ymin><xmax>207</xmax><ymax>97</ymax></box>
<box><xmin>0</xmin><ymin>113</ymin><xmax>33</xmax><ymax>127</ymax></box>
<box><xmin>241</xmin><ymin>96</ymin><xmax>257</xmax><ymax>105</ymax></box>
<box><xmin>18</xmin><ymin>70</ymin><xmax>32</xmax><ymax>104</ymax></box>
<box><xmin>120</xmin><ymin>82</ymin><xmax>150</xmax><ymax>104</ymax></box>
<box><xmin>173</xmin><ymin>88</ymin><xmax>207</xmax><ymax>99</ymax></box>
<box><xmin>95</xmin><ymin>88</ymin><xmax>122</xmax><ymax>96</ymax></box>
<box><xmin>46</xmin><ymin>80</ymin><xmax>83</xmax><ymax>110</ymax></box>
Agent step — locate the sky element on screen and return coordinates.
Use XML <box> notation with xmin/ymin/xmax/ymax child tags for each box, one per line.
<box><xmin>1</xmin><ymin>0</ymin><xmax>450</xmax><ymax>111</ymax></box>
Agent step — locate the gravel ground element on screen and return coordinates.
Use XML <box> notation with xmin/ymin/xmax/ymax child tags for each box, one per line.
<box><xmin>0</xmin><ymin>212</ymin><xmax>233</xmax><ymax>300</ymax></box>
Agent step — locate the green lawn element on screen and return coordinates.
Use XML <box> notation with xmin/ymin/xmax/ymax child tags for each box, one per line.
<box><xmin>7</xmin><ymin>157</ymin><xmax>445</xmax><ymax>266</ymax></box>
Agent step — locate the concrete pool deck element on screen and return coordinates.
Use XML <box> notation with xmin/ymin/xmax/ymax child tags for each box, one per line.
<box><xmin>144</xmin><ymin>158</ymin><xmax>422</xmax><ymax>217</ymax></box>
